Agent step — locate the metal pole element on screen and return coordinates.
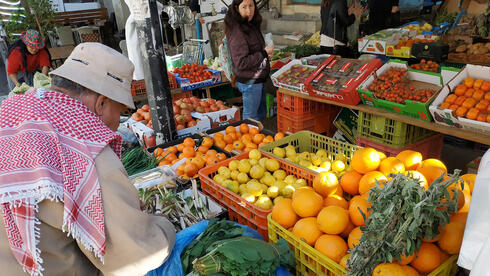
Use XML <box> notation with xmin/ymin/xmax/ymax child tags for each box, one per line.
<box><xmin>133</xmin><ymin>0</ymin><xmax>176</xmax><ymax>144</ymax></box>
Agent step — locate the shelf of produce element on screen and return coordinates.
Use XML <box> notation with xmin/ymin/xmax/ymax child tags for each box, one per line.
<box><xmin>278</xmin><ymin>88</ymin><xmax>490</xmax><ymax>145</ymax></box>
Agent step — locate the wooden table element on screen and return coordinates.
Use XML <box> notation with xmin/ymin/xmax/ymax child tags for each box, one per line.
<box><xmin>48</xmin><ymin>45</ymin><xmax>75</xmax><ymax>68</ymax></box>
<box><xmin>278</xmin><ymin>88</ymin><xmax>490</xmax><ymax>145</ymax></box>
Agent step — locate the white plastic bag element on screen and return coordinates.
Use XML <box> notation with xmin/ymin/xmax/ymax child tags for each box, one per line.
<box><xmin>264</xmin><ymin>33</ymin><xmax>274</xmax><ymax>47</ymax></box>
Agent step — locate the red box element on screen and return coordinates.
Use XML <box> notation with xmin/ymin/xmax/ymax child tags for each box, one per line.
<box><xmin>277</xmin><ymin>105</ymin><xmax>341</xmax><ymax>136</ymax></box>
<box><xmin>277</xmin><ymin>90</ymin><xmax>331</xmax><ymax>117</ymax></box>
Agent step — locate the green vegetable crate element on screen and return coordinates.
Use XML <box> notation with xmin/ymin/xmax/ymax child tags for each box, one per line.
<box><xmin>268</xmin><ymin>214</ymin><xmax>459</xmax><ymax>276</ymax></box>
<box><xmin>357</xmin><ymin>111</ymin><xmax>435</xmax><ymax>148</ymax></box>
<box><xmin>259</xmin><ymin>131</ymin><xmax>360</xmax><ymax>175</ymax></box>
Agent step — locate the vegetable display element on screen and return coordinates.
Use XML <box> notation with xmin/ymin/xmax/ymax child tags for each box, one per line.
<box><xmin>122</xmin><ymin>146</ymin><xmax>160</xmax><ymax>176</ymax></box>
<box><xmin>409</xmin><ymin>59</ymin><xmax>440</xmax><ymax>73</ymax></box>
<box><xmin>281</xmin><ymin>44</ymin><xmax>320</xmax><ymax>59</ymax></box>
<box><xmin>172</xmin><ymin>63</ymin><xmax>213</xmax><ymax>84</ymax></box>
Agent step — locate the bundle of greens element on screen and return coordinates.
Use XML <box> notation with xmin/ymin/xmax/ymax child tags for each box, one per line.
<box><xmin>122</xmin><ymin>146</ymin><xmax>161</xmax><ymax>176</ymax></box>
<box><xmin>281</xmin><ymin>44</ymin><xmax>320</xmax><ymax>59</ymax></box>
<box><xmin>346</xmin><ymin>171</ymin><xmax>462</xmax><ymax>275</ymax></box>
<box><xmin>181</xmin><ymin>219</ymin><xmax>246</xmax><ymax>274</ymax></box>
<box><xmin>192</xmin><ymin>237</ymin><xmax>295</xmax><ymax>276</ymax></box>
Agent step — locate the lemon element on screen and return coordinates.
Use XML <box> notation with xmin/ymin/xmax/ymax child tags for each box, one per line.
<box><xmin>246</xmin><ymin>181</ymin><xmax>263</xmax><ymax>197</ymax></box>
<box><xmin>250</xmin><ymin>165</ymin><xmax>265</xmax><ymax>180</ymax></box>
<box><xmin>258</xmin><ymin>157</ymin><xmax>269</xmax><ymax>168</ymax></box>
<box><xmin>237</xmin><ymin>172</ymin><xmax>249</xmax><ymax>184</ymax></box>
<box><xmin>335</xmin><ymin>153</ymin><xmax>347</xmax><ymax>163</ymax></box>
<box><xmin>226</xmin><ymin>181</ymin><xmax>239</xmax><ymax>193</ymax></box>
<box><xmin>311</xmin><ymin>155</ymin><xmax>322</xmax><ymax>166</ymax></box>
<box><xmin>267</xmin><ymin>186</ymin><xmax>280</xmax><ymax>198</ymax></box>
<box><xmin>213</xmin><ymin>174</ymin><xmax>225</xmax><ymax>185</ymax></box>
<box><xmin>260</xmin><ymin>184</ymin><xmax>268</xmax><ymax>194</ymax></box>
<box><xmin>263</xmin><ymin>171</ymin><xmax>272</xmax><ymax>177</ymax></box>
<box><xmin>320</xmin><ymin>160</ymin><xmax>332</xmax><ymax>171</ymax></box>
<box><xmin>238</xmin><ymin>159</ymin><xmax>251</xmax><ymax>173</ymax></box>
<box><xmin>316</xmin><ymin>149</ymin><xmax>328</xmax><ymax>159</ymax></box>
<box><xmin>286</xmin><ymin>157</ymin><xmax>295</xmax><ymax>163</ymax></box>
<box><xmin>222</xmin><ymin>179</ymin><xmax>234</xmax><ymax>188</ymax></box>
<box><xmin>332</xmin><ymin>160</ymin><xmax>346</xmax><ymax>173</ymax></box>
<box><xmin>286</xmin><ymin>149</ymin><xmax>297</xmax><ymax>159</ymax></box>
<box><xmin>299</xmin><ymin>152</ymin><xmax>311</xmax><ymax>160</ymax></box>
<box><xmin>260</xmin><ymin>174</ymin><xmax>275</xmax><ymax>186</ymax></box>
<box><xmin>294</xmin><ymin>156</ymin><xmax>301</xmax><ymax>163</ymax></box>
<box><xmin>228</xmin><ymin>160</ymin><xmax>239</xmax><ymax>171</ymax></box>
<box><xmin>242</xmin><ymin>193</ymin><xmax>255</xmax><ymax>203</ymax></box>
<box><xmin>230</xmin><ymin>170</ymin><xmax>239</xmax><ymax>180</ymax></box>
<box><xmin>218</xmin><ymin>166</ymin><xmax>231</xmax><ymax>179</ymax></box>
<box><xmin>299</xmin><ymin>159</ymin><xmax>312</xmax><ymax>168</ymax></box>
<box><xmin>239</xmin><ymin>184</ymin><xmax>247</xmax><ymax>194</ymax></box>
<box><xmin>284</xmin><ymin>175</ymin><xmax>297</xmax><ymax>185</ymax></box>
<box><xmin>293</xmin><ymin>178</ymin><xmax>307</xmax><ymax>189</ymax></box>
<box><xmin>274</xmin><ymin>196</ymin><xmax>285</xmax><ymax>205</ymax></box>
<box><xmin>249</xmin><ymin>159</ymin><xmax>259</xmax><ymax>166</ymax></box>
<box><xmin>255</xmin><ymin>195</ymin><xmax>273</xmax><ymax>210</ymax></box>
<box><xmin>249</xmin><ymin>149</ymin><xmax>262</xmax><ymax>160</ymax></box>
<box><xmin>272</xmin><ymin>180</ymin><xmax>286</xmax><ymax>191</ymax></box>
<box><xmin>273</xmin><ymin>147</ymin><xmax>286</xmax><ymax>158</ymax></box>
<box><xmin>285</xmin><ymin>145</ymin><xmax>296</xmax><ymax>153</ymax></box>
<box><xmin>273</xmin><ymin>170</ymin><xmax>287</xmax><ymax>181</ymax></box>
<box><xmin>282</xmin><ymin>185</ymin><xmax>296</xmax><ymax>198</ymax></box>
<box><xmin>265</xmin><ymin>159</ymin><xmax>280</xmax><ymax>172</ymax></box>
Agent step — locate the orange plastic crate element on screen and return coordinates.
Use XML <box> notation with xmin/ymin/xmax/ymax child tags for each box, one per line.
<box><xmin>198</xmin><ymin>152</ymin><xmax>317</xmax><ymax>240</ymax></box>
<box><xmin>277</xmin><ymin>90</ymin><xmax>330</xmax><ymax>117</ymax></box>
<box><xmin>171</xmin><ymin>91</ymin><xmax>192</xmax><ymax>101</ymax></box>
<box><xmin>130</xmin><ymin>74</ymin><xmax>178</xmax><ymax>96</ymax></box>
<box><xmin>277</xmin><ymin>105</ymin><xmax>340</xmax><ymax>135</ymax></box>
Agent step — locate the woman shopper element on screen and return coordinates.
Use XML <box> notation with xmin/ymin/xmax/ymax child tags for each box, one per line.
<box><xmin>225</xmin><ymin>0</ymin><xmax>273</xmax><ymax>122</ymax></box>
<box><xmin>6</xmin><ymin>29</ymin><xmax>51</xmax><ymax>90</ymax></box>
<box><xmin>367</xmin><ymin>0</ymin><xmax>399</xmax><ymax>34</ymax></box>
<box><xmin>320</xmin><ymin>0</ymin><xmax>363</xmax><ymax>57</ymax></box>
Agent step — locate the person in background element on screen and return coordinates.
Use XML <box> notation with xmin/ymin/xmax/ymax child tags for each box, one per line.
<box><xmin>320</xmin><ymin>0</ymin><xmax>363</xmax><ymax>57</ymax></box>
<box><xmin>225</xmin><ymin>0</ymin><xmax>272</xmax><ymax>122</ymax></box>
<box><xmin>6</xmin><ymin>29</ymin><xmax>51</xmax><ymax>90</ymax></box>
<box><xmin>190</xmin><ymin>0</ymin><xmax>206</xmax><ymax>24</ymax></box>
<box><xmin>367</xmin><ymin>0</ymin><xmax>399</xmax><ymax>34</ymax></box>
<box><xmin>0</xmin><ymin>43</ymin><xmax>175</xmax><ymax>275</ymax></box>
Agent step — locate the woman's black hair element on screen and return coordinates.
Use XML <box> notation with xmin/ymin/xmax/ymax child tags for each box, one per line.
<box><xmin>7</xmin><ymin>38</ymin><xmax>52</xmax><ymax>73</ymax></box>
<box><xmin>224</xmin><ymin>0</ymin><xmax>262</xmax><ymax>33</ymax></box>
<box><xmin>321</xmin><ymin>0</ymin><xmax>332</xmax><ymax>7</ymax></box>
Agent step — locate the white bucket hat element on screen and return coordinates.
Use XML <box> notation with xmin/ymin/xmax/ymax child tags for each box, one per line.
<box><xmin>50</xmin><ymin>42</ymin><xmax>136</xmax><ymax>109</ymax></box>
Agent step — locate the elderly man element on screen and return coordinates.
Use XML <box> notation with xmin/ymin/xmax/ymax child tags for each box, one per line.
<box><xmin>0</xmin><ymin>43</ymin><xmax>175</xmax><ymax>275</ymax></box>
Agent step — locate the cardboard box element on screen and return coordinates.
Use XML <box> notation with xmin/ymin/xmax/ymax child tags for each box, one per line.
<box><xmin>333</xmin><ymin>108</ymin><xmax>358</xmax><ymax>144</ymax></box>
<box><xmin>192</xmin><ymin>106</ymin><xmax>241</xmax><ymax>128</ymax></box>
<box><xmin>358</xmin><ymin>29</ymin><xmax>409</xmax><ymax>55</ymax></box>
<box><xmin>271</xmin><ymin>59</ymin><xmax>316</xmax><ymax>94</ymax></box>
<box><xmin>429</xmin><ymin>64</ymin><xmax>490</xmax><ymax>134</ymax></box>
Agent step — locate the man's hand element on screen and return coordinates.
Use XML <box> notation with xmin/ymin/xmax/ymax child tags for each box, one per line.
<box><xmin>198</xmin><ymin>17</ymin><xmax>205</xmax><ymax>24</ymax></box>
<box><xmin>392</xmin><ymin>6</ymin><xmax>399</xmax><ymax>13</ymax></box>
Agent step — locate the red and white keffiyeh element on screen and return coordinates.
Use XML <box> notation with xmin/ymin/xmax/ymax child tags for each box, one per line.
<box><xmin>0</xmin><ymin>89</ymin><xmax>122</xmax><ymax>275</ymax></box>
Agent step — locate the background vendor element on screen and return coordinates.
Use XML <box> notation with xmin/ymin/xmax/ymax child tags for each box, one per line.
<box><xmin>6</xmin><ymin>29</ymin><xmax>50</xmax><ymax>90</ymax></box>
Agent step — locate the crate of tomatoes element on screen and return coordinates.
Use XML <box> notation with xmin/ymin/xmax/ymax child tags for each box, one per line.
<box><xmin>358</xmin><ymin>60</ymin><xmax>445</xmax><ymax>122</ymax></box>
<box><xmin>429</xmin><ymin>64</ymin><xmax>490</xmax><ymax>134</ymax></box>
<box><xmin>172</xmin><ymin>63</ymin><xmax>222</xmax><ymax>91</ymax></box>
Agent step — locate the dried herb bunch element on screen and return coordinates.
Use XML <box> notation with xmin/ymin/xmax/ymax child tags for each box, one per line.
<box><xmin>346</xmin><ymin>171</ymin><xmax>462</xmax><ymax>275</ymax></box>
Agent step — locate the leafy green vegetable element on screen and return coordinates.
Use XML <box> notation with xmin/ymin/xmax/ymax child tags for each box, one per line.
<box><xmin>346</xmin><ymin>171</ymin><xmax>462</xmax><ymax>275</ymax></box>
<box><xmin>281</xmin><ymin>44</ymin><xmax>320</xmax><ymax>59</ymax></box>
<box><xmin>181</xmin><ymin>219</ymin><xmax>245</xmax><ymax>274</ymax></box>
<box><xmin>192</xmin><ymin>237</ymin><xmax>295</xmax><ymax>276</ymax></box>
<box><xmin>122</xmin><ymin>146</ymin><xmax>160</xmax><ymax>176</ymax></box>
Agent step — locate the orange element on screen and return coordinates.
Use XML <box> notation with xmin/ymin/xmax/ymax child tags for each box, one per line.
<box><xmin>313</xmin><ymin>172</ymin><xmax>339</xmax><ymax>197</ymax></box>
<box><xmin>340</xmin><ymin>170</ymin><xmax>362</xmax><ymax>195</ymax></box>
<box><xmin>225</xmin><ymin>126</ymin><xmax>236</xmax><ymax>134</ymax></box>
<box><xmin>377</xmin><ymin>151</ymin><xmax>387</xmax><ymax>161</ymax></box>
<box><xmin>176</xmin><ymin>164</ymin><xmax>185</xmax><ymax>176</ymax></box>
<box><xmin>214</xmin><ymin>132</ymin><xmax>224</xmax><ymax>140</ymax></box>
<box><xmin>191</xmin><ymin>156</ymin><xmax>206</xmax><ymax>169</ymax></box>
<box><xmin>358</xmin><ymin>171</ymin><xmax>387</xmax><ymax>195</ymax></box>
<box><xmin>417</xmin><ymin>159</ymin><xmax>447</xmax><ymax>185</ymax></box>
<box><xmin>184</xmin><ymin>163</ymin><xmax>198</xmax><ymax>177</ymax></box>
<box><xmin>275</xmin><ymin>132</ymin><xmax>285</xmax><ymax>141</ymax></box>
<box><xmin>291</xmin><ymin>188</ymin><xmax>323</xmax><ymax>217</ymax></box>
<box><xmin>314</xmin><ymin>234</ymin><xmax>348</xmax><ymax>263</ymax></box>
<box><xmin>224</xmin><ymin>144</ymin><xmax>234</xmax><ymax>152</ymax></box>
<box><xmin>235</xmin><ymin>131</ymin><xmax>242</xmax><ymax>139</ymax></box>
<box><xmin>405</xmin><ymin>170</ymin><xmax>429</xmax><ymax>190</ymax></box>
<box><xmin>228</xmin><ymin>132</ymin><xmax>237</xmax><ymax>141</ymax></box>
<box><xmin>317</xmin><ymin>206</ymin><xmax>349</xmax><ymax>234</ymax></box>
<box><xmin>340</xmin><ymin>220</ymin><xmax>355</xmax><ymax>238</ymax></box>
<box><xmin>201</xmin><ymin>137</ymin><xmax>213</xmax><ymax>148</ymax></box>
<box><xmin>334</xmin><ymin>185</ymin><xmax>344</xmax><ymax>197</ymax></box>
<box><xmin>349</xmin><ymin>195</ymin><xmax>371</xmax><ymax>226</ymax></box>
<box><xmin>292</xmin><ymin>217</ymin><xmax>322</xmax><ymax>245</ymax></box>
<box><xmin>397</xmin><ymin>253</ymin><xmax>415</xmax><ymax>266</ymax></box>
<box><xmin>246</xmin><ymin>142</ymin><xmax>258</xmax><ymax>149</ymax></box>
<box><xmin>198</xmin><ymin>146</ymin><xmax>209</xmax><ymax>154</ymax></box>
<box><xmin>215</xmin><ymin>139</ymin><xmax>226</xmax><ymax>149</ymax></box>
<box><xmin>461</xmin><ymin>174</ymin><xmax>476</xmax><ymax>194</ymax></box>
<box><xmin>440</xmin><ymin>250</ymin><xmax>450</xmax><ymax>263</ymax></box>
<box><xmin>177</xmin><ymin>143</ymin><xmax>185</xmax><ymax>152</ymax></box>
<box><xmin>438</xmin><ymin>221</ymin><xmax>465</xmax><ymax>254</ymax></box>
<box><xmin>464</xmin><ymin>77</ymin><xmax>474</xmax><ymax>88</ymax></box>
<box><xmin>347</xmin><ymin>226</ymin><xmax>362</xmax><ymax>249</ymax></box>
<box><xmin>241</xmin><ymin>133</ymin><xmax>252</xmax><ymax>143</ymax></box>
<box><xmin>239</xmin><ymin>123</ymin><xmax>249</xmax><ymax>134</ymax></box>
<box><xmin>183</xmin><ymin>137</ymin><xmax>195</xmax><ymax>148</ymax></box>
<box><xmin>153</xmin><ymin>147</ymin><xmax>164</xmax><ymax>157</ymax></box>
<box><xmin>182</xmin><ymin>146</ymin><xmax>196</xmax><ymax>158</ymax></box>
<box><xmin>401</xmin><ymin>265</ymin><xmax>420</xmax><ymax>276</ymax></box>
<box><xmin>158</xmin><ymin>160</ymin><xmax>170</xmax><ymax>166</ymax></box>
<box><xmin>351</xmin><ymin>148</ymin><xmax>381</xmax><ymax>174</ymax></box>
<box><xmin>206</xmin><ymin>149</ymin><xmax>218</xmax><ymax>157</ymax></box>
<box><xmin>410</xmin><ymin>242</ymin><xmax>441</xmax><ymax>273</ymax></box>
<box><xmin>372</xmin><ymin>263</ymin><xmax>406</xmax><ymax>276</ymax></box>
<box><xmin>232</xmin><ymin>140</ymin><xmax>245</xmax><ymax>150</ymax></box>
<box><xmin>271</xmin><ymin>198</ymin><xmax>298</xmax><ymax>229</ymax></box>
<box><xmin>324</xmin><ymin>195</ymin><xmax>349</xmax><ymax>209</ymax></box>
<box><xmin>458</xmin><ymin>188</ymin><xmax>471</xmax><ymax>213</ymax></box>
<box><xmin>339</xmin><ymin>254</ymin><xmax>350</xmax><ymax>269</ymax></box>
<box><xmin>167</xmin><ymin>146</ymin><xmax>178</xmax><ymax>155</ymax></box>
<box><xmin>206</xmin><ymin>156</ymin><xmax>218</xmax><ymax>166</ymax></box>
<box><xmin>263</xmin><ymin>135</ymin><xmax>274</xmax><ymax>144</ymax></box>
<box><xmin>249</xmin><ymin>127</ymin><xmax>259</xmax><ymax>136</ymax></box>
<box><xmin>216</xmin><ymin>153</ymin><xmax>226</xmax><ymax>161</ymax></box>
<box><xmin>252</xmin><ymin>134</ymin><xmax>265</xmax><ymax>144</ymax></box>
<box><xmin>164</xmin><ymin>153</ymin><xmax>177</xmax><ymax>162</ymax></box>
<box><xmin>223</xmin><ymin>134</ymin><xmax>234</xmax><ymax>145</ymax></box>
<box><xmin>379</xmin><ymin>157</ymin><xmax>405</xmax><ymax>176</ymax></box>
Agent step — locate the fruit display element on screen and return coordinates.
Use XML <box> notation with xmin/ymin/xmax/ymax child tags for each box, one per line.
<box><xmin>173</xmin><ymin>97</ymin><xmax>230</xmax><ymax>130</ymax></box>
<box><xmin>269</xmin><ymin>147</ymin><xmax>474</xmax><ymax>275</ymax></box>
<box><xmin>302</xmin><ymin>55</ymin><xmax>330</xmax><ymax>67</ymax></box>
<box><xmin>153</xmin><ymin>136</ymin><xmax>228</xmax><ymax>180</ymax></box>
<box><xmin>438</xmin><ymin>77</ymin><xmax>490</xmax><ymax>123</ymax></box>
<box><xmin>273</xmin><ymin>63</ymin><xmax>316</xmax><ymax>91</ymax></box>
<box><xmin>368</xmin><ymin>67</ymin><xmax>436</xmax><ymax>104</ymax></box>
<box><xmin>393</xmin><ymin>37</ymin><xmax>435</xmax><ymax>49</ymax></box>
<box><xmin>448</xmin><ymin>42</ymin><xmax>490</xmax><ymax>65</ymax></box>
<box><xmin>213</xmin><ymin>150</ymin><xmax>310</xmax><ymax>210</ymax></box>
<box><xmin>305</xmin><ymin>31</ymin><xmax>320</xmax><ymax>47</ymax></box>
<box><xmin>409</xmin><ymin>59</ymin><xmax>440</xmax><ymax>73</ymax></box>
<box><xmin>211</xmin><ymin>124</ymin><xmax>285</xmax><ymax>154</ymax></box>
<box><xmin>172</xmin><ymin>63</ymin><xmax>213</xmax><ymax>84</ymax></box>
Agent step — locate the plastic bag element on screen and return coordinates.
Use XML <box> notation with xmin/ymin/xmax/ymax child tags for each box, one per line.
<box><xmin>218</xmin><ymin>36</ymin><xmax>234</xmax><ymax>82</ymax></box>
<box><xmin>33</xmin><ymin>72</ymin><xmax>51</xmax><ymax>89</ymax></box>
<box><xmin>265</xmin><ymin>32</ymin><xmax>274</xmax><ymax>47</ymax></box>
<box><xmin>146</xmin><ymin>220</ymin><xmax>291</xmax><ymax>276</ymax></box>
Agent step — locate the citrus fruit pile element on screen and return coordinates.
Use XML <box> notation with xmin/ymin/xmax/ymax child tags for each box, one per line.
<box><xmin>153</xmin><ymin>137</ymin><xmax>227</xmax><ymax>179</ymax></box>
<box><xmin>212</xmin><ymin>124</ymin><xmax>285</xmax><ymax>153</ymax></box>
<box><xmin>213</xmin><ymin>150</ymin><xmax>309</xmax><ymax>210</ymax></box>
<box><xmin>270</xmin><ymin>147</ymin><xmax>475</xmax><ymax>275</ymax></box>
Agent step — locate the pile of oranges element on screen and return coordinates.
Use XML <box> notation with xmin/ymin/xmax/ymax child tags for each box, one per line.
<box><xmin>271</xmin><ymin>147</ymin><xmax>475</xmax><ymax>275</ymax></box>
<box><xmin>153</xmin><ymin>137</ymin><xmax>227</xmax><ymax>179</ymax></box>
<box><xmin>439</xmin><ymin>77</ymin><xmax>490</xmax><ymax>122</ymax></box>
<box><xmin>212</xmin><ymin>123</ymin><xmax>285</xmax><ymax>153</ymax></box>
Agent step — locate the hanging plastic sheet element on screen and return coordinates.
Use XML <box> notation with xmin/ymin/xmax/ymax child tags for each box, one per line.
<box><xmin>162</xmin><ymin>4</ymin><xmax>194</xmax><ymax>30</ymax></box>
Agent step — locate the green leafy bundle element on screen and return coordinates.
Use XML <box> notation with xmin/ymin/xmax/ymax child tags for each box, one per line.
<box><xmin>122</xmin><ymin>146</ymin><xmax>160</xmax><ymax>176</ymax></box>
<box><xmin>181</xmin><ymin>219</ymin><xmax>245</xmax><ymax>274</ymax></box>
<box><xmin>281</xmin><ymin>44</ymin><xmax>320</xmax><ymax>59</ymax></box>
<box><xmin>192</xmin><ymin>237</ymin><xmax>295</xmax><ymax>276</ymax></box>
<box><xmin>346</xmin><ymin>171</ymin><xmax>462</xmax><ymax>275</ymax></box>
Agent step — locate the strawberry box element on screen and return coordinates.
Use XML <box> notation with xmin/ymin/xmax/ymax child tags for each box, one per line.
<box><xmin>271</xmin><ymin>60</ymin><xmax>317</xmax><ymax>94</ymax></box>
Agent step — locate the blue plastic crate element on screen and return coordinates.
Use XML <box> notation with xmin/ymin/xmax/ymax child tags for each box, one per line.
<box><xmin>174</xmin><ymin>69</ymin><xmax>222</xmax><ymax>91</ymax></box>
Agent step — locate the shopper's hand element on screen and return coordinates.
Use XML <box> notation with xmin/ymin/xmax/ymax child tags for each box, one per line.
<box><xmin>392</xmin><ymin>6</ymin><xmax>399</xmax><ymax>13</ymax></box>
<box><xmin>265</xmin><ymin>45</ymin><xmax>274</xmax><ymax>57</ymax></box>
<box><xmin>198</xmin><ymin>17</ymin><xmax>205</xmax><ymax>24</ymax></box>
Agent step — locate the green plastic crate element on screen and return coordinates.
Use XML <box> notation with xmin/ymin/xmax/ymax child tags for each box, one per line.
<box><xmin>357</xmin><ymin>111</ymin><xmax>435</xmax><ymax>148</ymax></box>
<box><xmin>259</xmin><ymin>131</ymin><xmax>360</xmax><ymax>175</ymax></box>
